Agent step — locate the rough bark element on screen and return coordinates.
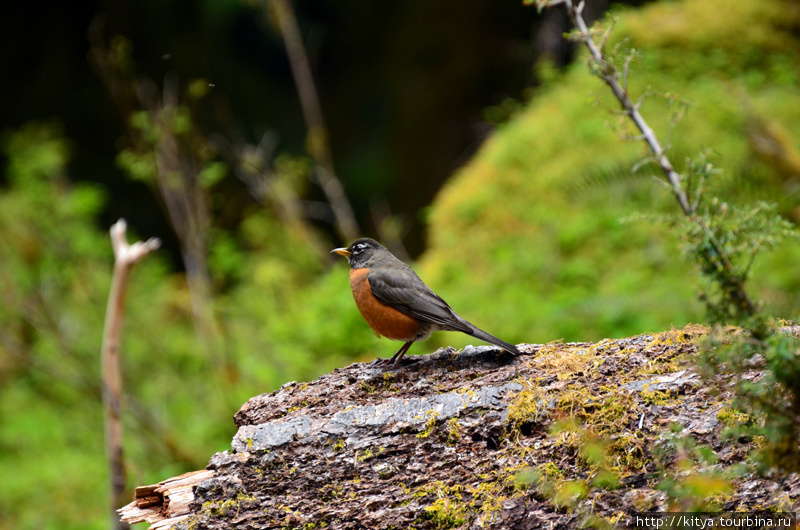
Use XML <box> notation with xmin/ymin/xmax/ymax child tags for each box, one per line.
<box><xmin>119</xmin><ymin>327</ymin><xmax>800</xmax><ymax>529</ymax></box>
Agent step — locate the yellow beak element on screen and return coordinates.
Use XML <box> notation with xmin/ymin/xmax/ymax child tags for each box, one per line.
<box><xmin>331</xmin><ymin>247</ymin><xmax>352</xmax><ymax>257</ymax></box>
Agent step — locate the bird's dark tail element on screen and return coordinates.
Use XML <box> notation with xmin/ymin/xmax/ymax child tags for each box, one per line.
<box><xmin>465</xmin><ymin>325</ymin><xmax>520</xmax><ymax>356</ymax></box>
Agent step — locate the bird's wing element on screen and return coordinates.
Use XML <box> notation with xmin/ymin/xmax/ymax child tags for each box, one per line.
<box><xmin>367</xmin><ymin>266</ymin><xmax>472</xmax><ymax>333</ymax></box>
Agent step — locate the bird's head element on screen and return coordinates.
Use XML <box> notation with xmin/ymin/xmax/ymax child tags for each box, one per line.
<box><xmin>331</xmin><ymin>238</ymin><xmax>385</xmax><ymax>268</ymax></box>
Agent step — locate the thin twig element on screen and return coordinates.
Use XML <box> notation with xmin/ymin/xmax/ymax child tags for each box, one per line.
<box><xmin>567</xmin><ymin>0</ymin><xmax>691</xmax><ymax>214</ymax></box>
<box><xmin>224</xmin><ymin>132</ymin><xmax>334</xmax><ymax>263</ymax></box>
<box><xmin>267</xmin><ymin>0</ymin><xmax>360</xmax><ymax>243</ymax></box>
<box><xmin>101</xmin><ymin>219</ymin><xmax>160</xmax><ymax>530</ymax></box>
<box><xmin>556</xmin><ymin>0</ymin><xmax>757</xmax><ymax>316</ymax></box>
<box><xmin>741</xmin><ymin>237</ymin><xmax>764</xmax><ymax>282</ymax></box>
<box><xmin>597</xmin><ymin>17</ymin><xmax>616</xmax><ymax>51</ymax></box>
<box><xmin>622</xmin><ymin>52</ymin><xmax>634</xmax><ymax>94</ymax></box>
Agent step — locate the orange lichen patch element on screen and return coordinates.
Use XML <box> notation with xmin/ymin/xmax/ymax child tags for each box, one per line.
<box><xmin>349</xmin><ymin>268</ymin><xmax>420</xmax><ymax>341</ymax></box>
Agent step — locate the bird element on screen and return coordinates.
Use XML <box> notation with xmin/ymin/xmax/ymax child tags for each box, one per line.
<box><xmin>331</xmin><ymin>238</ymin><xmax>520</xmax><ymax>365</ymax></box>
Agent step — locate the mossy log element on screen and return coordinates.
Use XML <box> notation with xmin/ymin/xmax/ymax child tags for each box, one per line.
<box><xmin>119</xmin><ymin>326</ymin><xmax>800</xmax><ymax>529</ymax></box>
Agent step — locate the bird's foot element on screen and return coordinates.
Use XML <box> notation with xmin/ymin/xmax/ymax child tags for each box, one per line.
<box><xmin>373</xmin><ymin>357</ymin><xmax>394</xmax><ymax>367</ymax></box>
<box><xmin>372</xmin><ymin>356</ymin><xmax>418</xmax><ymax>368</ymax></box>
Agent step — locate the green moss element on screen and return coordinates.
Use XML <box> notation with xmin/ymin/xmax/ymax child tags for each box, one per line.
<box><xmin>506</xmin><ymin>382</ymin><xmax>547</xmax><ymax>429</ymax></box>
<box><xmin>412</xmin><ymin>478</ymin><xmax>514</xmax><ymax>529</ymax></box>
<box><xmin>359</xmin><ymin>380</ymin><xmax>377</xmax><ymax>394</ymax></box>
<box><xmin>608</xmin><ymin>433</ymin><xmax>648</xmax><ymax>470</ymax></box>
<box><xmin>539</xmin><ymin>462</ymin><xmax>563</xmax><ymax>480</ymax></box>
<box><xmin>446</xmin><ymin>418</ymin><xmax>461</xmax><ymax>445</ymax></box>
<box><xmin>717</xmin><ymin>407</ymin><xmax>753</xmax><ymax>429</ymax></box>
<box><xmin>420</xmin><ymin>494</ymin><xmax>467</xmax><ymax>529</ymax></box>
<box><xmin>356</xmin><ymin>446</ymin><xmax>385</xmax><ymax>462</ymax></box>
<box><xmin>419</xmin><ymin>0</ymin><xmax>800</xmax><ymax>348</ymax></box>
<box><xmin>200</xmin><ymin>492</ymin><xmax>257</xmax><ymax>519</ymax></box>
<box><xmin>641</xmin><ymin>389</ymin><xmax>676</xmax><ymax>406</ymax></box>
<box><xmin>317</xmin><ymin>482</ymin><xmax>353</xmax><ymax>502</ymax></box>
<box><xmin>181</xmin><ymin>514</ymin><xmax>202</xmax><ymax>530</ymax></box>
<box><xmin>359</xmin><ymin>372</ymin><xmax>399</xmax><ymax>394</ymax></box>
<box><xmin>416</xmin><ymin>410</ymin><xmax>440</xmax><ymax>439</ymax></box>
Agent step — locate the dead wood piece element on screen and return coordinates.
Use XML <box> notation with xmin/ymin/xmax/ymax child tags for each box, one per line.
<box><xmin>118</xmin><ymin>469</ymin><xmax>214</xmax><ymax>526</ymax></box>
<box><xmin>135</xmin><ymin>484</ymin><xmax>159</xmax><ymax>497</ymax></box>
<box><xmin>135</xmin><ymin>495</ymin><xmax>162</xmax><ymax>509</ymax></box>
<box><xmin>150</xmin><ymin>515</ymin><xmax>191</xmax><ymax>530</ymax></box>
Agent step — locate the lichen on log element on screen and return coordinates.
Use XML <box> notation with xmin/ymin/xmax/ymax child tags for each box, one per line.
<box><xmin>120</xmin><ymin>327</ymin><xmax>800</xmax><ymax>529</ymax></box>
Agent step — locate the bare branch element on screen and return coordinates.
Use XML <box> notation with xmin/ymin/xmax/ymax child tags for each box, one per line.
<box><xmin>555</xmin><ymin>0</ymin><xmax>757</xmax><ymax>316</ymax></box>
<box><xmin>102</xmin><ymin>219</ymin><xmax>160</xmax><ymax>530</ymax></box>
<box><xmin>566</xmin><ymin>1</ymin><xmax>692</xmax><ymax>215</ymax></box>
<box><xmin>110</xmin><ymin>219</ymin><xmax>161</xmax><ymax>265</ymax></box>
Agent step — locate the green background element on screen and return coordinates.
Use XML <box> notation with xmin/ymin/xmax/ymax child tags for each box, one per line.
<box><xmin>1</xmin><ymin>0</ymin><xmax>799</xmax><ymax>527</ymax></box>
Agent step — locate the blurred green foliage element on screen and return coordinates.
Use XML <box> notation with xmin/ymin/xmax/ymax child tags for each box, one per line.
<box><xmin>419</xmin><ymin>0</ymin><xmax>800</xmax><ymax>350</ymax></box>
<box><xmin>699</xmin><ymin>328</ymin><xmax>800</xmax><ymax>474</ymax></box>
<box><xmin>0</xmin><ymin>123</ymin><xmax>369</xmax><ymax>529</ymax></box>
<box><xmin>1</xmin><ymin>0</ymin><xmax>800</xmax><ymax>528</ymax></box>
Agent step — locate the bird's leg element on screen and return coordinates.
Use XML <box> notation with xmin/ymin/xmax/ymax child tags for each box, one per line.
<box><xmin>376</xmin><ymin>341</ymin><xmax>414</xmax><ymax>366</ymax></box>
<box><xmin>391</xmin><ymin>341</ymin><xmax>414</xmax><ymax>364</ymax></box>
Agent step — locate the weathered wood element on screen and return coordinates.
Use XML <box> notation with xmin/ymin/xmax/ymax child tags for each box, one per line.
<box><xmin>135</xmin><ymin>484</ymin><xmax>158</xmax><ymax>497</ymax></box>
<box><xmin>135</xmin><ymin>495</ymin><xmax>162</xmax><ymax>509</ymax></box>
<box><xmin>150</xmin><ymin>515</ymin><xmax>192</xmax><ymax>530</ymax></box>
<box><xmin>118</xmin><ymin>469</ymin><xmax>214</xmax><ymax>525</ymax></box>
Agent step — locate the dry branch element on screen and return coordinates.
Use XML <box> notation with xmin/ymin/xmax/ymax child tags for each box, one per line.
<box><xmin>266</xmin><ymin>0</ymin><xmax>361</xmax><ymax>243</ymax></box>
<box><xmin>102</xmin><ymin>219</ymin><xmax>160</xmax><ymax>530</ymax></box>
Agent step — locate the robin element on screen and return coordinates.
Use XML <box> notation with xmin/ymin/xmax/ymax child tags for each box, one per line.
<box><xmin>331</xmin><ymin>238</ymin><xmax>520</xmax><ymax>365</ymax></box>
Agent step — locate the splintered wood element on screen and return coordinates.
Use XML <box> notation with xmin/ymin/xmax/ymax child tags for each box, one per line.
<box><xmin>118</xmin><ymin>469</ymin><xmax>213</xmax><ymax>528</ymax></box>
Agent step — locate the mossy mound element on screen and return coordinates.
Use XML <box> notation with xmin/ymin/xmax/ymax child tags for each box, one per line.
<box><xmin>418</xmin><ymin>0</ymin><xmax>800</xmax><ymax>346</ymax></box>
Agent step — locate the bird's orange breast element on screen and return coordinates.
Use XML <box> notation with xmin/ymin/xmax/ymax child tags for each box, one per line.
<box><xmin>350</xmin><ymin>268</ymin><xmax>420</xmax><ymax>341</ymax></box>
